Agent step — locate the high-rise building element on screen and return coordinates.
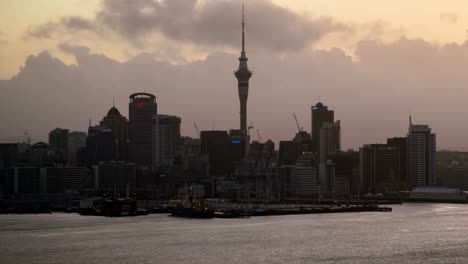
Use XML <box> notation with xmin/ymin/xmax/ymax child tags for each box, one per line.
<box><xmin>407</xmin><ymin>119</ymin><xmax>436</xmax><ymax>186</ymax></box>
<box><xmin>128</xmin><ymin>93</ymin><xmax>157</xmax><ymax>170</ymax></box>
<box><xmin>68</xmin><ymin>131</ymin><xmax>87</xmax><ymax>166</ymax></box>
<box><xmin>234</xmin><ymin>6</ymin><xmax>253</xmax><ymax>157</ymax></box>
<box><xmin>156</xmin><ymin>115</ymin><xmax>181</xmax><ymax>167</ymax></box>
<box><xmin>86</xmin><ymin>125</ymin><xmax>114</xmax><ymax>166</ymax></box>
<box><xmin>48</xmin><ymin>128</ymin><xmax>69</xmax><ymax>163</ymax></box>
<box><xmin>311</xmin><ymin>102</ymin><xmax>334</xmax><ymax>154</ymax></box>
<box><xmin>387</xmin><ymin>137</ymin><xmax>407</xmax><ymax>182</ymax></box>
<box><xmin>0</xmin><ymin>143</ymin><xmax>19</xmax><ymax>168</ymax></box>
<box><xmin>200</xmin><ymin>131</ymin><xmax>235</xmax><ymax>176</ymax></box>
<box><xmin>100</xmin><ymin>105</ymin><xmax>129</xmax><ymax>160</ymax></box>
<box><xmin>319</xmin><ymin>120</ymin><xmax>341</xmax><ymax>162</ymax></box>
<box><xmin>360</xmin><ymin>144</ymin><xmax>401</xmax><ymax>193</ymax></box>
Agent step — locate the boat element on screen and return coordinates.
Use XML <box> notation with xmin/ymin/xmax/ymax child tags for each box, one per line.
<box><xmin>168</xmin><ymin>196</ymin><xmax>214</xmax><ymax>218</ymax></box>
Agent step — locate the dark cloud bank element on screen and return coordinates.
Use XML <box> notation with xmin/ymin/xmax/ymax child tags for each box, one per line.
<box><xmin>3</xmin><ymin>37</ymin><xmax>468</xmax><ymax>150</ymax></box>
<box><xmin>5</xmin><ymin>0</ymin><xmax>468</xmax><ymax>150</ymax></box>
<box><xmin>25</xmin><ymin>0</ymin><xmax>346</xmax><ymax>51</ymax></box>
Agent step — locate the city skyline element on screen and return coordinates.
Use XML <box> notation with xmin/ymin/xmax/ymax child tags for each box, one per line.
<box><xmin>2</xmin><ymin>0</ymin><xmax>468</xmax><ymax>150</ymax></box>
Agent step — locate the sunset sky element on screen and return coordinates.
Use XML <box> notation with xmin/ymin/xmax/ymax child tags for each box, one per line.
<box><xmin>1</xmin><ymin>0</ymin><xmax>468</xmax><ymax>150</ymax></box>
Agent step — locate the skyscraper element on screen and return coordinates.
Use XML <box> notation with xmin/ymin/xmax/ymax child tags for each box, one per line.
<box><xmin>48</xmin><ymin>128</ymin><xmax>69</xmax><ymax>163</ymax></box>
<box><xmin>128</xmin><ymin>93</ymin><xmax>157</xmax><ymax>170</ymax></box>
<box><xmin>100</xmin><ymin>105</ymin><xmax>129</xmax><ymax>160</ymax></box>
<box><xmin>234</xmin><ymin>6</ymin><xmax>252</xmax><ymax>156</ymax></box>
<box><xmin>407</xmin><ymin>118</ymin><xmax>436</xmax><ymax>186</ymax></box>
<box><xmin>156</xmin><ymin>114</ymin><xmax>181</xmax><ymax>167</ymax></box>
<box><xmin>311</xmin><ymin>102</ymin><xmax>334</xmax><ymax>154</ymax></box>
<box><xmin>319</xmin><ymin>120</ymin><xmax>341</xmax><ymax>162</ymax></box>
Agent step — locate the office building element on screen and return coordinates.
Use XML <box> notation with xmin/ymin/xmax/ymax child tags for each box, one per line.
<box><xmin>360</xmin><ymin>144</ymin><xmax>401</xmax><ymax>193</ymax></box>
<box><xmin>319</xmin><ymin>120</ymin><xmax>341</xmax><ymax>162</ymax></box>
<box><xmin>48</xmin><ymin>128</ymin><xmax>69</xmax><ymax>163</ymax></box>
<box><xmin>156</xmin><ymin>115</ymin><xmax>181</xmax><ymax>167</ymax></box>
<box><xmin>407</xmin><ymin>119</ymin><xmax>436</xmax><ymax>186</ymax></box>
<box><xmin>68</xmin><ymin>131</ymin><xmax>87</xmax><ymax>166</ymax></box>
<box><xmin>86</xmin><ymin>125</ymin><xmax>114</xmax><ymax>166</ymax></box>
<box><xmin>100</xmin><ymin>105</ymin><xmax>129</xmax><ymax>160</ymax></box>
<box><xmin>128</xmin><ymin>93</ymin><xmax>157</xmax><ymax>170</ymax></box>
<box><xmin>311</xmin><ymin>102</ymin><xmax>334</xmax><ymax>154</ymax></box>
<box><xmin>93</xmin><ymin>161</ymin><xmax>136</xmax><ymax>195</ymax></box>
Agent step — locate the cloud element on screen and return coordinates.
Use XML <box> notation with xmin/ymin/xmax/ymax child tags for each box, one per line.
<box><xmin>24</xmin><ymin>0</ymin><xmax>347</xmax><ymax>52</ymax></box>
<box><xmin>440</xmin><ymin>12</ymin><xmax>458</xmax><ymax>24</ymax></box>
<box><xmin>3</xmin><ymin>38</ymin><xmax>468</xmax><ymax>150</ymax></box>
<box><xmin>24</xmin><ymin>16</ymin><xmax>95</xmax><ymax>39</ymax></box>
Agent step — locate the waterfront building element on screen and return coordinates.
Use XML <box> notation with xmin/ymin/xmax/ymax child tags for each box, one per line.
<box><xmin>100</xmin><ymin>105</ymin><xmax>129</xmax><ymax>161</ymax></box>
<box><xmin>319</xmin><ymin>120</ymin><xmax>341</xmax><ymax>162</ymax></box>
<box><xmin>48</xmin><ymin>128</ymin><xmax>69</xmax><ymax>163</ymax></box>
<box><xmin>128</xmin><ymin>93</ymin><xmax>157</xmax><ymax>171</ymax></box>
<box><xmin>200</xmin><ymin>130</ymin><xmax>235</xmax><ymax>176</ymax></box>
<box><xmin>67</xmin><ymin>131</ymin><xmax>87</xmax><ymax>166</ymax></box>
<box><xmin>156</xmin><ymin>115</ymin><xmax>181</xmax><ymax>167</ymax></box>
<box><xmin>0</xmin><ymin>143</ymin><xmax>19</xmax><ymax>168</ymax></box>
<box><xmin>86</xmin><ymin>125</ymin><xmax>114</xmax><ymax>166</ymax></box>
<box><xmin>311</xmin><ymin>102</ymin><xmax>334</xmax><ymax>154</ymax></box>
<box><xmin>360</xmin><ymin>144</ymin><xmax>401</xmax><ymax>193</ymax></box>
<box><xmin>43</xmin><ymin>167</ymin><xmax>87</xmax><ymax>193</ymax></box>
<box><xmin>407</xmin><ymin>119</ymin><xmax>436</xmax><ymax>186</ymax></box>
<box><xmin>93</xmin><ymin>161</ymin><xmax>136</xmax><ymax>195</ymax></box>
<box><xmin>286</xmin><ymin>153</ymin><xmax>325</xmax><ymax>200</ymax></box>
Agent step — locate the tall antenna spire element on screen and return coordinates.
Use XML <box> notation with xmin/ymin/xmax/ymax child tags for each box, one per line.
<box><xmin>241</xmin><ymin>4</ymin><xmax>245</xmax><ymax>57</ymax></box>
<box><xmin>113</xmin><ymin>96</ymin><xmax>115</xmax><ymax>107</ymax></box>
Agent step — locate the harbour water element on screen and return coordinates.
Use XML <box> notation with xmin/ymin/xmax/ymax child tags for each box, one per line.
<box><xmin>1</xmin><ymin>203</ymin><xmax>468</xmax><ymax>264</ymax></box>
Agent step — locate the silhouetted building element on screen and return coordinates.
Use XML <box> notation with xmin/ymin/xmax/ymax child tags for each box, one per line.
<box><xmin>86</xmin><ymin>125</ymin><xmax>114</xmax><ymax>166</ymax></box>
<box><xmin>93</xmin><ymin>161</ymin><xmax>136</xmax><ymax>195</ymax></box>
<box><xmin>311</xmin><ymin>102</ymin><xmax>334</xmax><ymax>154</ymax></box>
<box><xmin>234</xmin><ymin>8</ymin><xmax>252</xmax><ymax>157</ymax></box>
<box><xmin>319</xmin><ymin>120</ymin><xmax>341</xmax><ymax>162</ymax></box>
<box><xmin>43</xmin><ymin>167</ymin><xmax>87</xmax><ymax>193</ymax></box>
<box><xmin>332</xmin><ymin>151</ymin><xmax>360</xmax><ymax>195</ymax></box>
<box><xmin>408</xmin><ymin>119</ymin><xmax>436</xmax><ymax>186</ymax></box>
<box><xmin>278</xmin><ymin>141</ymin><xmax>303</xmax><ymax>166</ymax></box>
<box><xmin>286</xmin><ymin>153</ymin><xmax>325</xmax><ymax>200</ymax></box>
<box><xmin>157</xmin><ymin>115</ymin><xmax>181</xmax><ymax>167</ymax></box>
<box><xmin>100</xmin><ymin>105</ymin><xmax>129</xmax><ymax>161</ymax></box>
<box><xmin>0</xmin><ymin>143</ymin><xmax>19</xmax><ymax>168</ymax></box>
<box><xmin>200</xmin><ymin>131</ymin><xmax>234</xmax><ymax>176</ymax></box>
<box><xmin>68</xmin><ymin>131</ymin><xmax>87</xmax><ymax>166</ymax></box>
<box><xmin>360</xmin><ymin>144</ymin><xmax>401</xmax><ymax>193</ymax></box>
<box><xmin>387</xmin><ymin>137</ymin><xmax>407</xmax><ymax>182</ymax></box>
<box><xmin>0</xmin><ymin>167</ymin><xmax>41</xmax><ymax>195</ymax></box>
<box><xmin>31</xmin><ymin>142</ymin><xmax>53</xmax><ymax>167</ymax></box>
<box><xmin>48</xmin><ymin>128</ymin><xmax>69</xmax><ymax>163</ymax></box>
<box><xmin>128</xmin><ymin>93</ymin><xmax>157</xmax><ymax>170</ymax></box>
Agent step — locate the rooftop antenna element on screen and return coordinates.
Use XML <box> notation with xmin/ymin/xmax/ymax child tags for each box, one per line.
<box><xmin>113</xmin><ymin>96</ymin><xmax>115</xmax><ymax>107</ymax></box>
<box><xmin>89</xmin><ymin>118</ymin><xmax>91</xmax><ymax>127</ymax></box>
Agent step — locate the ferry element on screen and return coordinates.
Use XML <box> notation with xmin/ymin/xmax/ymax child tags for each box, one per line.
<box><xmin>168</xmin><ymin>196</ymin><xmax>214</xmax><ymax>218</ymax></box>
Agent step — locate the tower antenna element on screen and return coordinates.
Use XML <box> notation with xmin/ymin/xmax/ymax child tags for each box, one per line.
<box><xmin>242</xmin><ymin>4</ymin><xmax>245</xmax><ymax>55</ymax></box>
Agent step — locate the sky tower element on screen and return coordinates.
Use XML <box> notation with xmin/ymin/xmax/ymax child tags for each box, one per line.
<box><xmin>234</xmin><ymin>5</ymin><xmax>253</xmax><ymax>134</ymax></box>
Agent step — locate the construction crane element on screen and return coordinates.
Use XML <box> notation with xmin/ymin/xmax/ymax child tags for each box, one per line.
<box><xmin>193</xmin><ymin>122</ymin><xmax>200</xmax><ymax>137</ymax></box>
<box><xmin>293</xmin><ymin>113</ymin><xmax>303</xmax><ymax>132</ymax></box>
<box><xmin>247</xmin><ymin>121</ymin><xmax>254</xmax><ymax>135</ymax></box>
<box><xmin>24</xmin><ymin>130</ymin><xmax>31</xmax><ymax>145</ymax></box>
<box><xmin>256</xmin><ymin>129</ymin><xmax>262</xmax><ymax>143</ymax></box>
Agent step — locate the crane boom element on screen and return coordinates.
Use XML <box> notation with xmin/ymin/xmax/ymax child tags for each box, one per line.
<box><xmin>293</xmin><ymin>113</ymin><xmax>302</xmax><ymax>132</ymax></box>
<box><xmin>256</xmin><ymin>129</ymin><xmax>262</xmax><ymax>143</ymax></box>
<box><xmin>193</xmin><ymin>122</ymin><xmax>200</xmax><ymax>137</ymax></box>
